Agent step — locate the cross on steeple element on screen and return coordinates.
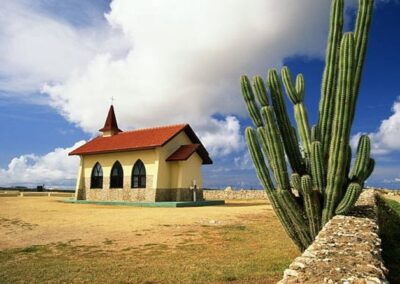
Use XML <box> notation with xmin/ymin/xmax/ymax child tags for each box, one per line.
<box><xmin>110</xmin><ymin>96</ymin><xmax>115</xmax><ymax>105</ymax></box>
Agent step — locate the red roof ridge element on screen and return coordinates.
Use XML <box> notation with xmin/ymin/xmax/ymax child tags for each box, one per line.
<box><xmin>121</xmin><ymin>123</ymin><xmax>188</xmax><ymax>134</ymax></box>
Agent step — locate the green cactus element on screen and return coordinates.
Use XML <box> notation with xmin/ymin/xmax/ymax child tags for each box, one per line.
<box><xmin>268</xmin><ymin>69</ymin><xmax>306</xmax><ymax>175</ymax></box>
<box><xmin>349</xmin><ymin>135</ymin><xmax>371</xmax><ymax>183</ymax></box>
<box><xmin>322</xmin><ymin>32</ymin><xmax>356</xmax><ymax>224</ymax></box>
<box><xmin>241</xmin><ymin>75</ymin><xmax>263</xmax><ymax>127</ymax></box>
<box><xmin>240</xmin><ymin>0</ymin><xmax>374</xmax><ymax>251</ymax></box>
<box><xmin>310</xmin><ymin>141</ymin><xmax>325</xmax><ymax>194</ymax></box>
<box><xmin>335</xmin><ymin>182</ymin><xmax>362</xmax><ymax>215</ymax></box>
<box><xmin>290</xmin><ymin>173</ymin><xmax>302</xmax><ymax>195</ymax></box>
<box><xmin>301</xmin><ymin>175</ymin><xmax>321</xmax><ymax>239</ymax></box>
<box><xmin>318</xmin><ymin>0</ymin><xmax>344</xmax><ymax>159</ymax></box>
<box><xmin>282</xmin><ymin>67</ymin><xmax>312</xmax><ymax>157</ymax></box>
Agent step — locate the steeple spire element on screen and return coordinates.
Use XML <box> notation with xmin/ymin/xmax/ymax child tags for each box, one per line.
<box><xmin>99</xmin><ymin>105</ymin><xmax>122</xmax><ymax>137</ymax></box>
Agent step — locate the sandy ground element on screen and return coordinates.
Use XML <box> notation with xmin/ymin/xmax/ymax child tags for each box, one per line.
<box><xmin>0</xmin><ymin>197</ymin><xmax>273</xmax><ymax>250</ymax></box>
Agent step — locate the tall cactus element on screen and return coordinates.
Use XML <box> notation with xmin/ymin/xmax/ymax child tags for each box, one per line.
<box><xmin>240</xmin><ymin>0</ymin><xmax>375</xmax><ymax>251</ymax></box>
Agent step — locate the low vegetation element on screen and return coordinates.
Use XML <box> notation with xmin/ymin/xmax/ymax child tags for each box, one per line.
<box><xmin>377</xmin><ymin>195</ymin><xmax>400</xmax><ymax>283</ymax></box>
<box><xmin>0</xmin><ymin>197</ymin><xmax>298</xmax><ymax>283</ymax></box>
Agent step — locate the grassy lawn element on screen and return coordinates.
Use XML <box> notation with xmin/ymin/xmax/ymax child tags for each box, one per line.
<box><xmin>0</xmin><ymin>197</ymin><xmax>298</xmax><ymax>283</ymax></box>
<box><xmin>377</xmin><ymin>195</ymin><xmax>400</xmax><ymax>283</ymax></box>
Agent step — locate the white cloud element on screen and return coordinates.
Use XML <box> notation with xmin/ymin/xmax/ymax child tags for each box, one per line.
<box><xmin>0</xmin><ymin>1</ymin><xmax>129</xmax><ymax>93</ymax></box>
<box><xmin>352</xmin><ymin>98</ymin><xmax>400</xmax><ymax>155</ymax></box>
<box><xmin>0</xmin><ymin>141</ymin><xmax>85</xmax><ymax>188</ymax></box>
<box><xmin>38</xmin><ymin>0</ymin><xmax>334</xmax><ymax>155</ymax></box>
<box><xmin>234</xmin><ymin>151</ymin><xmax>254</xmax><ymax>170</ymax></box>
<box><xmin>199</xmin><ymin>116</ymin><xmax>244</xmax><ymax>157</ymax></box>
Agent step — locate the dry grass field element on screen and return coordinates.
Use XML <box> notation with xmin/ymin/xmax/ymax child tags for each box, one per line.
<box><xmin>0</xmin><ymin>197</ymin><xmax>298</xmax><ymax>283</ymax></box>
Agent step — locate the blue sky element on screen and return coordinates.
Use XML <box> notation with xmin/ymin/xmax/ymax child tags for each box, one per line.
<box><xmin>0</xmin><ymin>0</ymin><xmax>399</xmax><ymax>189</ymax></box>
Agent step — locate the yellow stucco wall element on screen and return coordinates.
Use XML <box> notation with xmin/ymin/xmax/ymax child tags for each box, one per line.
<box><xmin>81</xmin><ymin>149</ymin><xmax>158</xmax><ymax>188</ymax></box>
<box><xmin>155</xmin><ymin>131</ymin><xmax>195</xmax><ymax>189</ymax></box>
<box><xmin>178</xmin><ymin>153</ymin><xmax>203</xmax><ymax>188</ymax></box>
<box><xmin>74</xmin><ymin>158</ymin><xmax>85</xmax><ymax>199</ymax></box>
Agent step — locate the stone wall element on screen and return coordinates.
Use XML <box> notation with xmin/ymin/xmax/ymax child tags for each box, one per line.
<box><xmin>83</xmin><ymin>175</ymin><xmax>155</xmax><ymax>202</ymax></box>
<box><xmin>203</xmin><ymin>188</ymin><xmax>268</xmax><ymax>200</ymax></box>
<box><xmin>279</xmin><ymin>189</ymin><xmax>388</xmax><ymax>284</ymax></box>
<box><xmin>0</xmin><ymin>192</ymin><xmax>74</xmax><ymax>198</ymax></box>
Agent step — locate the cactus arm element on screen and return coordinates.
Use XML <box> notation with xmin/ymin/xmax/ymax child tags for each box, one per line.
<box><xmin>360</xmin><ymin>158</ymin><xmax>375</xmax><ymax>183</ymax></box>
<box><xmin>356</xmin><ymin>158</ymin><xmax>374</xmax><ymax>189</ymax></box>
<box><xmin>301</xmin><ymin>175</ymin><xmax>321</xmax><ymax>239</ymax></box>
<box><xmin>349</xmin><ymin>135</ymin><xmax>371</xmax><ymax>183</ymax></box>
<box><xmin>245</xmin><ymin>127</ymin><xmax>274</xmax><ymax>191</ymax></box>
<box><xmin>257</xmin><ymin>127</ymin><xmax>273</xmax><ymax>167</ymax></box>
<box><xmin>335</xmin><ymin>182</ymin><xmax>362</xmax><ymax>215</ymax></box>
<box><xmin>261</xmin><ymin>106</ymin><xmax>291</xmax><ymax>191</ymax></box>
<box><xmin>268</xmin><ymin>69</ymin><xmax>305</xmax><ymax>174</ymax></box>
<box><xmin>351</xmin><ymin>0</ymin><xmax>374</xmax><ymax>122</ymax></box>
<box><xmin>310</xmin><ymin>141</ymin><xmax>326</xmax><ymax>194</ymax></box>
<box><xmin>282</xmin><ymin>67</ymin><xmax>312</xmax><ymax>156</ymax></box>
<box><xmin>294</xmin><ymin>104</ymin><xmax>312</xmax><ymax>156</ymax></box>
<box><xmin>253</xmin><ymin>76</ymin><xmax>270</xmax><ymax>107</ymax></box>
<box><xmin>318</xmin><ymin>0</ymin><xmax>344</xmax><ymax>159</ymax></box>
<box><xmin>322</xmin><ymin>33</ymin><xmax>355</xmax><ymax>225</ymax></box>
<box><xmin>240</xmin><ymin>75</ymin><xmax>263</xmax><ymax>127</ymax></box>
<box><xmin>295</xmin><ymin>73</ymin><xmax>305</xmax><ymax>98</ymax></box>
<box><xmin>281</xmin><ymin>67</ymin><xmax>301</xmax><ymax>104</ymax></box>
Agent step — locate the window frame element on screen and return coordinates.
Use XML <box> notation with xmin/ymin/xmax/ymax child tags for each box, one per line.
<box><xmin>90</xmin><ymin>162</ymin><xmax>103</xmax><ymax>189</ymax></box>
<box><xmin>110</xmin><ymin>161</ymin><xmax>124</xmax><ymax>189</ymax></box>
<box><xmin>131</xmin><ymin>160</ymin><xmax>146</xmax><ymax>189</ymax></box>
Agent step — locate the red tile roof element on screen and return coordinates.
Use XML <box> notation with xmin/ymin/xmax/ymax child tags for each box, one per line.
<box><xmin>166</xmin><ymin>144</ymin><xmax>200</xmax><ymax>162</ymax></box>
<box><xmin>69</xmin><ymin>124</ymin><xmax>213</xmax><ymax>164</ymax></box>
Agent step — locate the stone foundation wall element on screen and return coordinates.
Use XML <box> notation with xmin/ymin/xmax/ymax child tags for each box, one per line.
<box><xmin>155</xmin><ymin>188</ymin><xmax>203</xmax><ymax>202</ymax></box>
<box><xmin>279</xmin><ymin>189</ymin><xmax>388</xmax><ymax>284</ymax></box>
<box><xmin>83</xmin><ymin>175</ymin><xmax>156</xmax><ymax>202</ymax></box>
<box><xmin>86</xmin><ymin>187</ymin><xmax>156</xmax><ymax>202</ymax></box>
<box><xmin>203</xmin><ymin>188</ymin><xmax>268</xmax><ymax>200</ymax></box>
<box><xmin>79</xmin><ymin>176</ymin><xmax>202</xmax><ymax>202</ymax></box>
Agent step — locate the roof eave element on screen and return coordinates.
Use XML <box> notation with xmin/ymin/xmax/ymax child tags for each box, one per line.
<box><xmin>69</xmin><ymin>146</ymin><xmax>159</xmax><ymax>156</ymax></box>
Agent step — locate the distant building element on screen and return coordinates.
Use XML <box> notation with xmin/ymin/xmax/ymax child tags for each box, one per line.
<box><xmin>69</xmin><ymin>105</ymin><xmax>212</xmax><ymax>202</ymax></box>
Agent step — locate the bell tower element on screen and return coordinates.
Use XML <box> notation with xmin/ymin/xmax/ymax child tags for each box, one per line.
<box><xmin>99</xmin><ymin>105</ymin><xmax>122</xmax><ymax>137</ymax></box>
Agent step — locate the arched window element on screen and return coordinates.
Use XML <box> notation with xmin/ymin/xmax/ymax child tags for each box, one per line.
<box><xmin>132</xmin><ymin>160</ymin><xmax>146</xmax><ymax>188</ymax></box>
<box><xmin>90</xmin><ymin>162</ymin><xmax>103</xmax><ymax>189</ymax></box>
<box><xmin>110</xmin><ymin>161</ymin><xmax>123</xmax><ymax>188</ymax></box>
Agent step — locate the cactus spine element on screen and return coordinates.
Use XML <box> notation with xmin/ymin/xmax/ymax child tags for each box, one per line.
<box><xmin>240</xmin><ymin>0</ymin><xmax>374</xmax><ymax>251</ymax></box>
